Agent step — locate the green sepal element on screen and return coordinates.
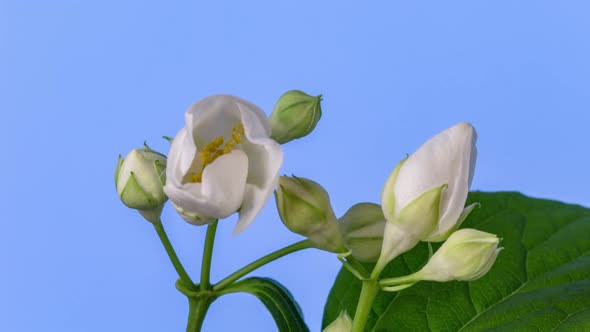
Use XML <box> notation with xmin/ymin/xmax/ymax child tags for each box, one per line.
<box><xmin>162</xmin><ymin>136</ymin><xmax>173</xmax><ymax>143</ymax></box>
<box><xmin>153</xmin><ymin>159</ymin><xmax>167</xmax><ymax>187</ymax></box>
<box><xmin>395</xmin><ymin>183</ymin><xmax>447</xmax><ymax>239</ymax></box>
<box><xmin>120</xmin><ymin>171</ymin><xmax>156</xmax><ymax>210</ymax></box>
<box><xmin>114</xmin><ymin>155</ymin><xmax>124</xmax><ymax>186</ymax></box>
<box><xmin>381</xmin><ymin>282</ymin><xmax>416</xmax><ymax>292</ymax></box>
<box><xmin>427</xmin><ymin>202</ymin><xmax>481</xmax><ymax>242</ymax></box>
<box><xmin>224</xmin><ymin>277</ymin><xmax>310</xmax><ymax>332</ymax></box>
<box><xmin>381</xmin><ymin>157</ymin><xmax>408</xmax><ymax>221</ymax></box>
<box><xmin>143</xmin><ymin>141</ymin><xmax>167</xmax><ymax>158</ymax></box>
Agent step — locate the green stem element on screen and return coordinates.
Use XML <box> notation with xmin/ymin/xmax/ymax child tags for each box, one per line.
<box><xmin>380</xmin><ymin>273</ymin><xmax>421</xmax><ymax>286</ymax></box>
<box><xmin>213</xmin><ymin>239</ymin><xmax>314</xmax><ymax>291</ymax></box>
<box><xmin>186</xmin><ymin>297</ymin><xmax>213</xmax><ymax>332</ymax></box>
<box><xmin>351</xmin><ymin>280</ymin><xmax>380</xmax><ymax>332</ymax></box>
<box><xmin>347</xmin><ymin>256</ymin><xmax>370</xmax><ymax>279</ymax></box>
<box><xmin>153</xmin><ymin>222</ymin><xmax>196</xmax><ymax>290</ymax></box>
<box><xmin>200</xmin><ymin>220</ymin><xmax>218</xmax><ymax>291</ymax></box>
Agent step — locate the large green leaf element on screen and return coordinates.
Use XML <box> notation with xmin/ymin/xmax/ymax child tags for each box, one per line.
<box><xmin>323</xmin><ymin>192</ymin><xmax>590</xmax><ymax>331</ymax></box>
<box><xmin>226</xmin><ymin>277</ymin><xmax>310</xmax><ymax>332</ymax></box>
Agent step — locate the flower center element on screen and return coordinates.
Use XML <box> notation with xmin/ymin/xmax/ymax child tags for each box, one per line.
<box><xmin>188</xmin><ymin>124</ymin><xmax>245</xmax><ymax>183</ymax></box>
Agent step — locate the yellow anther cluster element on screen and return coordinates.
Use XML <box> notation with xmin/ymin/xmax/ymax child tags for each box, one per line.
<box><xmin>189</xmin><ymin>124</ymin><xmax>245</xmax><ymax>183</ymax></box>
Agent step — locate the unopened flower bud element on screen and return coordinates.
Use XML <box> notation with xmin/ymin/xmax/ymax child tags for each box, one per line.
<box><xmin>269</xmin><ymin>90</ymin><xmax>322</xmax><ymax>144</ymax></box>
<box><xmin>338</xmin><ymin>203</ymin><xmax>386</xmax><ymax>262</ymax></box>
<box><xmin>275</xmin><ymin>176</ymin><xmax>345</xmax><ymax>252</ymax></box>
<box><xmin>323</xmin><ymin>311</ymin><xmax>352</xmax><ymax>332</ymax></box>
<box><xmin>115</xmin><ymin>144</ymin><xmax>167</xmax><ymax>223</ymax></box>
<box><xmin>375</xmin><ymin>122</ymin><xmax>478</xmax><ymax>277</ymax></box>
<box><xmin>380</xmin><ymin>229</ymin><xmax>501</xmax><ymax>288</ymax></box>
<box><xmin>419</xmin><ymin>228</ymin><xmax>502</xmax><ymax>281</ymax></box>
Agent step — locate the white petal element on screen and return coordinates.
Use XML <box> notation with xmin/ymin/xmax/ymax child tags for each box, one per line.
<box><xmin>234</xmin><ymin>142</ymin><xmax>283</xmax><ymax>234</ymax></box>
<box><xmin>164</xmin><ymin>183</ymin><xmax>211</xmax><ymax>216</ymax></box>
<box><xmin>170</xmin><ymin>202</ymin><xmax>215</xmax><ymax>226</ymax></box>
<box><xmin>185</xmin><ymin>95</ymin><xmax>268</xmax><ymax>149</ymax></box>
<box><xmin>232</xmin><ymin>102</ymin><xmax>283</xmax><ymax>234</ymax></box>
<box><xmin>164</xmin><ymin>150</ymin><xmax>249</xmax><ymax>220</ymax></box>
<box><xmin>166</xmin><ymin>128</ymin><xmax>195</xmax><ymax>186</ymax></box>
<box><xmin>201</xmin><ymin>149</ymin><xmax>249</xmax><ymax>218</ymax></box>
<box><xmin>392</xmin><ymin>122</ymin><xmax>477</xmax><ymax>237</ymax></box>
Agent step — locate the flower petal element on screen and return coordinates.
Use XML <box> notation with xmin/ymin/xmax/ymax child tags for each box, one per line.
<box><xmin>164</xmin><ymin>150</ymin><xmax>249</xmax><ymax>221</ymax></box>
<box><xmin>392</xmin><ymin>122</ymin><xmax>477</xmax><ymax>237</ymax></box>
<box><xmin>185</xmin><ymin>95</ymin><xmax>269</xmax><ymax>149</ymax></box>
<box><xmin>234</xmin><ymin>142</ymin><xmax>282</xmax><ymax>234</ymax></box>
<box><xmin>201</xmin><ymin>149</ymin><xmax>249</xmax><ymax>218</ymax></box>
<box><xmin>166</xmin><ymin>128</ymin><xmax>196</xmax><ymax>185</ymax></box>
<box><xmin>232</xmin><ymin>102</ymin><xmax>283</xmax><ymax>234</ymax></box>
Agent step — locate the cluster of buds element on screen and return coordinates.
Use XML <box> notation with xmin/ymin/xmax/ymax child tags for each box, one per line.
<box><xmin>275</xmin><ymin>122</ymin><xmax>501</xmax><ymax>293</ymax></box>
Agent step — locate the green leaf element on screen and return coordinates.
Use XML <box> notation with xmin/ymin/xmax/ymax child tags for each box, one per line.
<box><xmin>323</xmin><ymin>192</ymin><xmax>590</xmax><ymax>331</ymax></box>
<box><xmin>226</xmin><ymin>277</ymin><xmax>310</xmax><ymax>332</ymax></box>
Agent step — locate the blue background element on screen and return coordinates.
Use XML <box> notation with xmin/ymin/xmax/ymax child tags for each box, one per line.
<box><xmin>1</xmin><ymin>1</ymin><xmax>589</xmax><ymax>331</ymax></box>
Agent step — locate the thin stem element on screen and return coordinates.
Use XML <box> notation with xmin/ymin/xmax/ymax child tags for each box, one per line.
<box><xmin>351</xmin><ymin>280</ymin><xmax>380</xmax><ymax>332</ymax></box>
<box><xmin>200</xmin><ymin>220</ymin><xmax>218</xmax><ymax>291</ymax></box>
<box><xmin>338</xmin><ymin>255</ymin><xmax>368</xmax><ymax>280</ymax></box>
<box><xmin>213</xmin><ymin>239</ymin><xmax>314</xmax><ymax>291</ymax></box>
<box><xmin>186</xmin><ymin>297</ymin><xmax>213</xmax><ymax>332</ymax></box>
<box><xmin>380</xmin><ymin>273</ymin><xmax>420</xmax><ymax>286</ymax></box>
<box><xmin>153</xmin><ymin>222</ymin><xmax>196</xmax><ymax>289</ymax></box>
<box><xmin>346</xmin><ymin>256</ymin><xmax>370</xmax><ymax>279</ymax></box>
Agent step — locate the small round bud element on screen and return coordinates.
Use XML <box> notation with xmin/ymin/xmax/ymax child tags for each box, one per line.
<box><xmin>381</xmin><ymin>229</ymin><xmax>502</xmax><ymax>288</ymax></box>
<box><xmin>115</xmin><ymin>145</ymin><xmax>167</xmax><ymax>223</ymax></box>
<box><xmin>275</xmin><ymin>176</ymin><xmax>345</xmax><ymax>252</ymax></box>
<box><xmin>338</xmin><ymin>203</ymin><xmax>386</xmax><ymax>263</ymax></box>
<box><xmin>269</xmin><ymin>90</ymin><xmax>322</xmax><ymax>144</ymax></box>
<box><xmin>419</xmin><ymin>228</ymin><xmax>502</xmax><ymax>281</ymax></box>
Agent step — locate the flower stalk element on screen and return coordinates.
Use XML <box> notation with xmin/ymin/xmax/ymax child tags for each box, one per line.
<box><xmin>351</xmin><ymin>279</ymin><xmax>380</xmax><ymax>332</ymax></box>
<box><xmin>153</xmin><ymin>222</ymin><xmax>196</xmax><ymax>290</ymax></box>
<box><xmin>186</xmin><ymin>297</ymin><xmax>213</xmax><ymax>332</ymax></box>
<box><xmin>213</xmin><ymin>239</ymin><xmax>314</xmax><ymax>291</ymax></box>
<box><xmin>200</xmin><ymin>221</ymin><xmax>218</xmax><ymax>291</ymax></box>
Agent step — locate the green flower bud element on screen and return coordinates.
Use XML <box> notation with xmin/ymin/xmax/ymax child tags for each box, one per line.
<box><xmin>269</xmin><ymin>90</ymin><xmax>322</xmax><ymax>144</ymax></box>
<box><xmin>115</xmin><ymin>144</ymin><xmax>167</xmax><ymax>223</ymax></box>
<box><xmin>380</xmin><ymin>229</ymin><xmax>502</xmax><ymax>289</ymax></box>
<box><xmin>323</xmin><ymin>311</ymin><xmax>352</xmax><ymax>332</ymax></box>
<box><xmin>419</xmin><ymin>228</ymin><xmax>502</xmax><ymax>281</ymax></box>
<box><xmin>338</xmin><ymin>203</ymin><xmax>386</xmax><ymax>263</ymax></box>
<box><xmin>275</xmin><ymin>176</ymin><xmax>345</xmax><ymax>252</ymax></box>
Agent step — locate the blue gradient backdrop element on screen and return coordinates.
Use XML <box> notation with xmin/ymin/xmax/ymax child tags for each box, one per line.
<box><xmin>1</xmin><ymin>1</ymin><xmax>588</xmax><ymax>331</ymax></box>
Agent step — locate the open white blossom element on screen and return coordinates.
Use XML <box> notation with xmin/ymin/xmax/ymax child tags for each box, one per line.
<box><xmin>164</xmin><ymin>95</ymin><xmax>283</xmax><ymax>234</ymax></box>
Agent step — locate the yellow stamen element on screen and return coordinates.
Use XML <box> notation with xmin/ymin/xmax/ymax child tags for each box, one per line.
<box><xmin>232</xmin><ymin>124</ymin><xmax>244</xmax><ymax>143</ymax></box>
<box><xmin>189</xmin><ymin>173</ymin><xmax>202</xmax><ymax>183</ymax></box>
<box><xmin>187</xmin><ymin>124</ymin><xmax>245</xmax><ymax>183</ymax></box>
